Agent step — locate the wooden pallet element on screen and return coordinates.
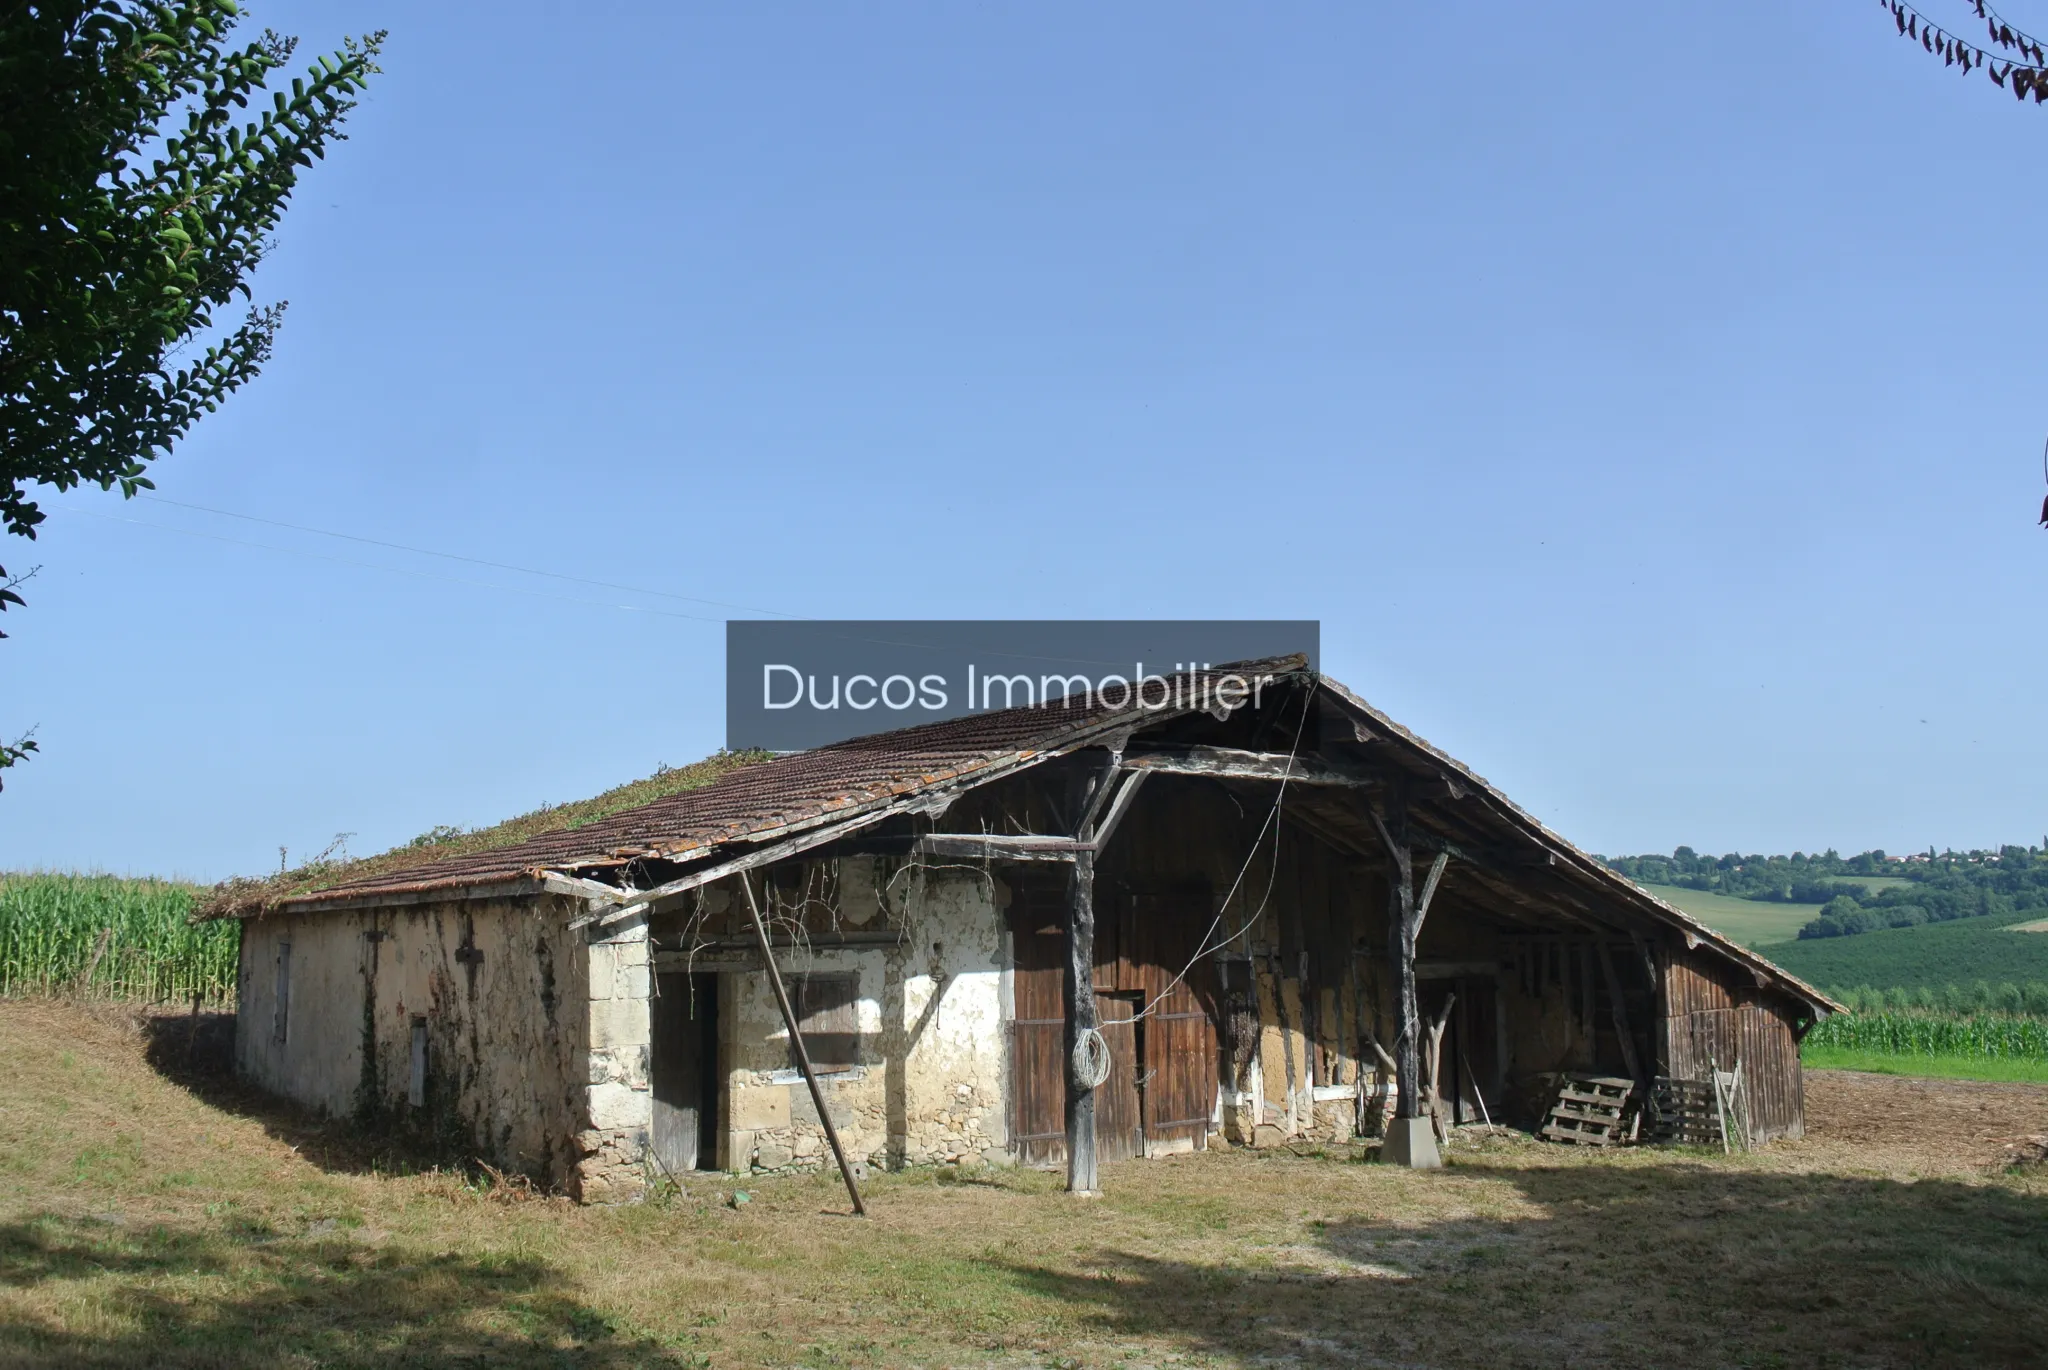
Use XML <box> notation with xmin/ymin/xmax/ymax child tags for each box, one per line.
<box><xmin>1538</xmin><ymin>1075</ymin><xmax>1635</xmax><ymax>1146</ymax></box>
<box><xmin>1644</xmin><ymin>1077</ymin><xmax>1723</xmax><ymax>1147</ymax></box>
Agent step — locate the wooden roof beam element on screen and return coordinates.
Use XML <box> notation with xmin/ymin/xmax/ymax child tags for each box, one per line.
<box><xmin>1120</xmin><ymin>744</ymin><xmax>1377</xmax><ymax>788</ymax></box>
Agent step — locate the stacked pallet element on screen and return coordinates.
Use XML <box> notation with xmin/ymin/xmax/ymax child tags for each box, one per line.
<box><xmin>1538</xmin><ymin>1075</ymin><xmax>1635</xmax><ymax>1146</ymax></box>
<box><xmin>1644</xmin><ymin>1077</ymin><xmax>1722</xmax><ymax>1146</ymax></box>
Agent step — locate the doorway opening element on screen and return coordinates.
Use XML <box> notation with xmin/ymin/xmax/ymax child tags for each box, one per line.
<box><xmin>650</xmin><ymin>971</ymin><xmax>719</xmax><ymax>1174</ymax></box>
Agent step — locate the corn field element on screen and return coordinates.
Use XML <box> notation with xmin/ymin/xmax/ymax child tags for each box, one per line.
<box><xmin>1807</xmin><ymin>1010</ymin><xmax>2048</xmax><ymax>1059</ymax></box>
<box><xmin>0</xmin><ymin>873</ymin><xmax>237</xmax><ymax>1003</ymax></box>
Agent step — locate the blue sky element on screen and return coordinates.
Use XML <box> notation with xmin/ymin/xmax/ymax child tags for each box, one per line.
<box><xmin>6</xmin><ymin>1</ymin><xmax>2046</xmax><ymax>879</ymax></box>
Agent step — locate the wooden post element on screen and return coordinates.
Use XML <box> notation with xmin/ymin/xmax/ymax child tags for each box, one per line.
<box><xmin>1063</xmin><ymin>848</ymin><xmax>1101</xmax><ymax>1195</ymax></box>
<box><xmin>1595</xmin><ymin>939</ymin><xmax>1645</xmax><ymax>1092</ymax></box>
<box><xmin>1369</xmin><ymin>792</ymin><xmax>1452</xmax><ymax>1168</ymax></box>
<box><xmin>739</xmin><ymin>874</ymin><xmax>866</xmax><ymax>1216</ymax></box>
<box><xmin>1385</xmin><ymin>843</ymin><xmax>1419</xmax><ymax>1120</ymax></box>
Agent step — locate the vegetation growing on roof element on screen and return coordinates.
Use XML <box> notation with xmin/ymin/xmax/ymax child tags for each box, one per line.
<box><xmin>196</xmin><ymin>750</ymin><xmax>772</xmax><ymax>919</ymax></box>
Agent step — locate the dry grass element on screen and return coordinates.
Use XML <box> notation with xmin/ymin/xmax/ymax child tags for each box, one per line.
<box><xmin>3</xmin><ymin>999</ymin><xmax>2047</xmax><ymax>1368</ymax></box>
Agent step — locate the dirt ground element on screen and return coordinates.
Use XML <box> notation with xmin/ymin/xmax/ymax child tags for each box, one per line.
<box><xmin>1801</xmin><ymin>1068</ymin><xmax>2048</xmax><ymax>1169</ymax></box>
<box><xmin>2</xmin><ymin>999</ymin><xmax>2046</xmax><ymax>1369</ymax></box>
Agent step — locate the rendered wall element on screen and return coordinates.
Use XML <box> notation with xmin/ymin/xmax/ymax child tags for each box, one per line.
<box><xmin>715</xmin><ymin>861</ymin><xmax>1010</xmax><ymax>1175</ymax></box>
<box><xmin>234</xmin><ymin>895</ymin><xmax>604</xmax><ymax>1188</ymax></box>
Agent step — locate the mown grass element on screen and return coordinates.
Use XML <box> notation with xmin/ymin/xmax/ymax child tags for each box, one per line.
<box><xmin>1636</xmin><ymin>884</ymin><xmax>1822</xmax><ymax>945</ymax></box>
<box><xmin>4</xmin><ymin>999</ymin><xmax>2047</xmax><ymax>1368</ymax></box>
<box><xmin>1803</xmin><ymin>1045</ymin><xmax>2048</xmax><ymax>1085</ymax></box>
<box><xmin>0</xmin><ymin>873</ymin><xmax>233</xmax><ymax>1003</ymax></box>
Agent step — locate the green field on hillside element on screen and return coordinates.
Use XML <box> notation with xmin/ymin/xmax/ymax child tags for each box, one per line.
<box><xmin>1637</xmin><ymin>884</ymin><xmax>1824</xmax><ymax>945</ymax></box>
<box><xmin>1824</xmin><ymin>875</ymin><xmax>1915</xmax><ymax>895</ymax></box>
<box><xmin>1758</xmin><ymin>911</ymin><xmax>2048</xmax><ymax>992</ymax></box>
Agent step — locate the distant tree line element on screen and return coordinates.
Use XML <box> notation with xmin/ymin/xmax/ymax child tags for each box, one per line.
<box><xmin>1830</xmin><ymin>981</ymin><xmax>2048</xmax><ymax>1016</ymax></box>
<box><xmin>1600</xmin><ymin>846</ymin><xmax>2048</xmax><ymax>940</ymax></box>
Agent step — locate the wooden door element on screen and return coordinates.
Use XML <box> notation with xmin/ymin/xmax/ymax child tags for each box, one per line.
<box><xmin>1007</xmin><ymin>872</ymin><xmax>1147</xmax><ymax>1166</ymax></box>
<box><xmin>1128</xmin><ymin>887</ymin><xmax>1218</xmax><ymax>1154</ymax></box>
<box><xmin>650</xmin><ymin>972</ymin><xmax>716</xmax><ymax>1175</ymax></box>
<box><xmin>1093</xmin><ymin>996</ymin><xmax>1144</xmax><ymax>1162</ymax></box>
<box><xmin>1009</xmin><ymin>879</ymin><xmax>1069</xmax><ymax>1165</ymax></box>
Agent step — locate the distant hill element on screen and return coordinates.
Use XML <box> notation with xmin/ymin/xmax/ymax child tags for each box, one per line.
<box><xmin>1603</xmin><ymin>845</ymin><xmax>2048</xmax><ymax>943</ymax></box>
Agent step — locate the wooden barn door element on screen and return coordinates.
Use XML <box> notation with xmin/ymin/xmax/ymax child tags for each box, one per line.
<box><xmin>1127</xmin><ymin>886</ymin><xmax>1218</xmax><ymax>1155</ymax></box>
<box><xmin>1006</xmin><ymin>872</ymin><xmax>1147</xmax><ymax>1166</ymax></box>
<box><xmin>1008</xmin><ymin>877</ymin><xmax>1069</xmax><ymax>1165</ymax></box>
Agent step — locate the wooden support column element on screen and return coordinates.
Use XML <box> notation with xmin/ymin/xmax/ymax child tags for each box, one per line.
<box><xmin>1063</xmin><ymin>848</ymin><xmax>1101</xmax><ymax>1195</ymax></box>
<box><xmin>1385</xmin><ymin>832</ymin><xmax>1420</xmax><ymax>1121</ymax></box>
<box><xmin>1369</xmin><ymin>790</ymin><xmax>1450</xmax><ymax>1164</ymax></box>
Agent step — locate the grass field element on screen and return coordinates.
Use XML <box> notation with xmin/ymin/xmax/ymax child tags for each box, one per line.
<box><xmin>1825</xmin><ymin>875</ymin><xmax>1916</xmax><ymax>895</ymax></box>
<box><xmin>1802</xmin><ymin>1046</ymin><xmax>2048</xmax><ymax>1084</ymax></box>
<box><xmin>3</xmin><ymin>1000</ymin><xmax>2046</xmax><ymax>1368</ymax></box>
<box><xmin>1635</xmin><ymin>884</ymin><xmax>1823</xmax><ymax>945</ymax></box>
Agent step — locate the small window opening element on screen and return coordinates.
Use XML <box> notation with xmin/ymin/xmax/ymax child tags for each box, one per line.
<box><xmin>409</xmin><ymin>1018</ymin><xmax>428</xmax><ymax>1107</ymax></box>
<box><xmin>785</xmin><ymin>973</ymin><xmax>861</xmax><ymax>1071</ymax></box>
<box><xmin>273</xmin><ymin>941</ymin><xmax>292</xmax><ymax>1045</ymax></box>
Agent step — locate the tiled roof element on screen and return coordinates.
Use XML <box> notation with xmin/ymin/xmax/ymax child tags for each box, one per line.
<box><xmin>271</xmin><ymin>664</ymin><xmax>1264</xmax><ymax>906</ymax></box>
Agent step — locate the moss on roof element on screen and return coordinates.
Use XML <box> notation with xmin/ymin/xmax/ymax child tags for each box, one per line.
<box><xmin>198</xmin><ymin>750</ymin><xmax>771</xmax><ymax>919</ymax></box>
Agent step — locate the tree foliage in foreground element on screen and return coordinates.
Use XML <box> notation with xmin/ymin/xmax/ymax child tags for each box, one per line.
<box><xmin>1881</xmin><ymin>1</ymin><xmax>2048</xmax><ymax>102</ymax></box>
<box><xmin>0</xmin><ymin>0</ymin><xmax>382</xmax><ymax>785</ymax></box>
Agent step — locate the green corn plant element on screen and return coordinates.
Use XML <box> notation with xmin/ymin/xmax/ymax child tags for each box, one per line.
<box><xmin>0</xmin><ymin>872</ymin><xmax>236</xmax><ymax>1002</ymax></box>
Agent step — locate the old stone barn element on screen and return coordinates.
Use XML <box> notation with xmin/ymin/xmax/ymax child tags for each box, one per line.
<box><xmin>211</xmin><ymin>663</ymin><xmax>1835</xmax><ymax>1200</ymax></box>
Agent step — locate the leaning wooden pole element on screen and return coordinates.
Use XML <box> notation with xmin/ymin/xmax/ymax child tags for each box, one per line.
<box><xmin>1063</xmin><ymin>849</ymin><xmax>1101</xmax><ymax>1195</ymax></box>
<box><xmin>740</xmin><ymin>873</ymin><xmax>866</xmax><ymax>1216</ymax></box>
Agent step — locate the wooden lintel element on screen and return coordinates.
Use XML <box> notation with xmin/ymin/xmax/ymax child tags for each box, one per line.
<box><xmin>1120</xmin><ymin>744</ymin><xmax>1375</xmax><ymax>788</ymax></box>
<box><xmin>1415</xmin><ymin>959</ymin><xmax>1503</xmax><ymax>979</ymax></box>
<box><xmin>913</xmin><ymin>834</ymin><xmax>1090</xmax><ymax>862</ymax></box>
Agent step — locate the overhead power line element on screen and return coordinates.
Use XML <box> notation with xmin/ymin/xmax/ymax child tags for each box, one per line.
<box><xmin>68</xmin><ymin>506</ymin><xmax>736</xmax><ymax>623</ymax></box>
<box><xmin>134</xmin><ymin>494</ymin><xmax>797</xmax><ymax>619</ymax></box>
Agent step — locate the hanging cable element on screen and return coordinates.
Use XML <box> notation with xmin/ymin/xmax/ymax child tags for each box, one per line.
<box><xmin>1129</xmin><ymin>674</ymin><xmax>1319</xmax><ymax>1023</ymax></box>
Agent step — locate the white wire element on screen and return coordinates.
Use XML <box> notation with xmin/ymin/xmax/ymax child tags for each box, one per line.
<box><xmin>1128</xmin><ymin>676</ymin><xmax>1318</xmax><ymax>1022</ymax></box>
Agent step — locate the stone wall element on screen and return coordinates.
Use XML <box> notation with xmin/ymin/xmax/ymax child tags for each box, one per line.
<box><xmin>720</xmin><ymin>862</ymin><xmax>1011</xmax><ymax>1177</ymax></box>
<box><xmin>576</xmin><ymin>915</ymin><xmax>652</xmax><ymax>1202</ymax></box>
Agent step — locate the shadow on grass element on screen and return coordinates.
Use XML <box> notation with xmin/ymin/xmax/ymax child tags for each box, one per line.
<box><xmin>135</xmin><ymin>1008</ymin><xmax>503</xmax><ymax>1184</ymax></box>
<box><xmin>990</xmin><ymin>1159</ymin><xmax>2048</xmax><ymax>1368</ymax></box>
<box><xmin>0</xmin><ymin>1213</ymin><xmax>687</xmax><ymax>1368</ymax></box>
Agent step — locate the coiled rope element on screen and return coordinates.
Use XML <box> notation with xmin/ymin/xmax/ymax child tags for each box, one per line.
<box><xmin>1070</xmin><ymin>1026</ymin><xmax>1112</xmax><ymax>1090</ymax></box>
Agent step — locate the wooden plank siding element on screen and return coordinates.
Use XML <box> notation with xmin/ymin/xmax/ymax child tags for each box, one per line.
<box><xmin>955</xmin><ymin>758</ymin><xmax>1815</xmax><ymax>1154</ymax></box>
<box><xmin>1661</xmin><ymin>947</ymin><xmax>1806</xmax><ymax>1142</ymax></box>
